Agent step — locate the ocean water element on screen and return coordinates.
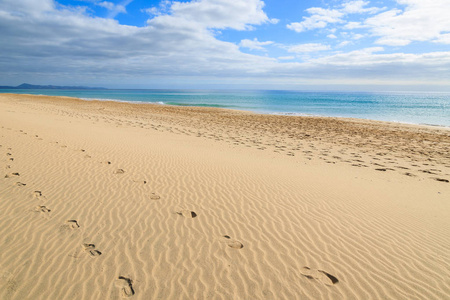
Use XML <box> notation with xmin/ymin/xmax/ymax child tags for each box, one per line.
<box><xmin>2</xmin><ymin>89</ymin><xmax>449</xmax><ymax>127</ymax></box>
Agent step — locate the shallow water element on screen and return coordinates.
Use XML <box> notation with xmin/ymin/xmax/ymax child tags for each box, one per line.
<box><xmin>2</xmin><ymin>89</ymin><xmax>449</xmax><ymax>126</ymax></box>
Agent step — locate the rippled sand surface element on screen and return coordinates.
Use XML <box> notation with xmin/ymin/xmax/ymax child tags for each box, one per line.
<box><xmin>1</xmin><ymin>94</ymin><xmax>449</xmax><ymax>299</ymax></box>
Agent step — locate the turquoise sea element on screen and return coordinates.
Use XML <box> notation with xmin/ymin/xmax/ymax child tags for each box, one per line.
<box><xmin>2</xmin><ymin>89</ymin><xmax>449</xmax><ymax>127</ymax></box>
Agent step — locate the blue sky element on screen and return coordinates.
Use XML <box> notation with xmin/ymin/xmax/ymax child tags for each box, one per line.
<box><xmin>1</xmin><ymin>0</ymin><xmax>450</xmax><ymax>90</ymax></box>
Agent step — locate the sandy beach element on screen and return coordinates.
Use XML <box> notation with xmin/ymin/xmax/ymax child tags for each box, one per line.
<box><xmin>0</xmin><ymin>93</ymin><xmax>449</xmax><ymax>299</ymax></box>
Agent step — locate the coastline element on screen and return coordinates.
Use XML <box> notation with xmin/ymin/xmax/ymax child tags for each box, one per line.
<box><xmin>3</xmin><ymin>92</ymin><xmax>450</xmax><ymax>130</ymax></box>
<box><xmin>1</xmin><ymin>93</ymin><xmax>449</xmax><ymax>299</ymax></box>
<box><xmin>1</xmin><ymin>89</ymin><xmax>449</xmax><ymax>128</ymax></box>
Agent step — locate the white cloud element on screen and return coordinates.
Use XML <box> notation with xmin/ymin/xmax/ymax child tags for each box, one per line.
<box><xmin>327</xmin><ymin>34</ymin><xmax>337</xmax><ymax>39</ymax></box>
<box><xmin>365</xmin><ymin>0</ymin><xmax>450</xmax><ymax>46</ymax></box>
<box><xmin>337</xmin><ymin>41</ymin><xmax>351</xmax><ymax>48</ymax></box>
<box><xmin>1</xmin><ymin>0</ymin><xmax>54</xmax><ymax>14</ymax></box>
<box><xmin>288</xmin><ymin>1</ymin><xmax>450</xmax><ymax>48</ymax></box>
<box><xmin>167</xmin><ymin>0</ymin><xmax>274</xmax><ymax>30</ymax></box>
<box><xmin>0</xmin><ymin>0</ymin><xmax>279</xmax><ymax>83</ymax></box>
<box><xmin>97</xmin><ymin>1</ymin><xmax>115</xmax><ymax>10</ymax></box>
<box><xmin>287</xmin><ymin>0</ymin><xmax>380</xmax><ymax>33</ymax></box>
<box><xmin>107</xmin><ymin>0</ymin><xmax>133</xmax><ymax>18</ymax></box>
<box><xmin>268</xmin><ymin>49</ymin><xmax>450</xmax><ymax>85</ymax></box>
<box><xmin>239</xmin><ymin>38</ymin><xmax>273</xmax><ymax>51</ymax></box>
<box><xmin>307</xmin><ymin>48</ymin><xmax>450</xmax><ymax>72</ymax></box>
<box><xmin>352</xmin><ymin>33</ymin><xmax>365</xmax><ymax>40</ymax></box>
<box><xmin>278</xmin><ymin>56</ymin><xmax>295</xmax><ymax>60</ymax></box>
<box><xmin>344</xmin><ymin>21</ymin><xmax>365</xmax><ymax>29</ymax></box>
<box><xmin>144</xmin><ymin>7</ymin><xmax>160</xmax><ymax>16</ymax></box>
<box><xmin>1</xmin><ymin>0</ymin><xmax>450</xmax><ymax>88</ymax></box>
<box><xmin>287</xmin><ymin>8</ymin><xmax>343</xmax><ymax>32</ymax></box>
<box><xmin>144</xmin><ymin>0</ymin><xmax>172</xmax><ymax>16</ymax></box>
<box><xmin>85</xmin><ymin>0</ymin><xmax>134</xmax><ymax>18</ymax></box>
<box><xmin>435</xmin><ymin>33</ymin><xmax>450</xmax><ymax>44</ymax></box>
<box><xmin>287</xmin><ymin>43</ymin><xmax>331</xmax><ymax>53</ymax></box>
<box><xmin>341</xmin><ymin>0</ymin><xmax>381</xmax><ymax>14</ymax></box>
<box><xmin>310</xmin><ymin>47</ymin><xmax>385</xmax><ymax>65</ymax></box>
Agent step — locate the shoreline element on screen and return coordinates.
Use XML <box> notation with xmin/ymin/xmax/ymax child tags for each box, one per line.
<box><xmin>2</xmin><ymin>93</ymin><xmax>450</xmax><ymax>183</ymax></box>
<box><xmin>1</xmin><ymin>93</ymin><xmax>449</xmax><ymax>299</ymax></box>
<box><xmin>1</xmin><ymin>91</ymin><xmax>449</xmax><ymax>128</ymax></box>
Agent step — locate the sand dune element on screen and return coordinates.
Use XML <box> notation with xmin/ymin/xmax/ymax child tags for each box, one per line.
<box><xmin>0</xmin><ymin>94</ymin><xmax>449</xmax><ymax>299</ymax></box>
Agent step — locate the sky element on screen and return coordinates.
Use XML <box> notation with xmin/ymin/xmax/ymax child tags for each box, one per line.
<box><xmin>1</xmin><ymin>0</ymin><xmax>450</xmax><ymax>91</ymax></box>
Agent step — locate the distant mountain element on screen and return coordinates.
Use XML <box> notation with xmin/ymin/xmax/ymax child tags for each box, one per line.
<box><xmin>0</xmin><ymin>83</ymin><xmax>107</xmax><ymax>90</ymax></box>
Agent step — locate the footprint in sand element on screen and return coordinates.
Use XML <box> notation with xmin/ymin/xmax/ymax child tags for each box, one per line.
<box><xmin>176</xmin><ymin>210</ymin><xmax>197</xmax><ymax>218</ymax></box>
<box><xmin>221</xmin><ymin>235</ymin><xmax>244</xmax><ymax>249</ymax></box>
<box><xmin>66</xmin><ymin>220</ymin><xmax>80</xmax><ymax>229</ymax></box>
<box><xmin>433</xmin><ymin>178</ymin><xmax>449</xmax><ymax>183</ymax></box>
<box><xmin>34</xmin><ymin>205</ymin><xmax>51</xmax><ymax>213</ymax></box>
<box><xmin>132</xmin><ymin>179</ymin><xmax>147</xmax><ymax>184</ymax></box>
<box><xmin>404</xmin><ymin>172</ymin><xmax>416</xmax><ymax>177</ymax></box>
<box><xmin>82</xmin><ymin>244</ymin><xmax>102</xmax><ymax>257</ymax></box>
<box><xmin>115</xmin><ymin>276</ymin><xmax>135</xmax><ymax>297</ymax></box>
<box><xmin>149</xmin><ymin>193</ymin><xmax>160</xmax><ymax>200</ymax></box>
<box><xmin>4</xmin><ymin>172</ymin><xmax>19</xmax><ymax>178</ymax></box>
<box><xmin>114</xmin><ymin>169</ymin><xmax>125</xmax><ymax>174</ymax></box>
<box><xmin>14</xmin><ymin>182</ymin><xmax>26</xmax><ymax>187</ymax></box>
<box><xmin>300</xmin><ymin>267</ymin><xmax>339</xmax><ymax>286</ymax></box>
<box><xmin>33</xmin><ymin>191</ymin><xmax>47</xmax><ymax>200</ymax></box>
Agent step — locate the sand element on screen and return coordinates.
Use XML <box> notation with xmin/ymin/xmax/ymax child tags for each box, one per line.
<box><xmin>0</xmin><ymin>93</ymin><xmax>449</xmax><ymax>299</ymax></box>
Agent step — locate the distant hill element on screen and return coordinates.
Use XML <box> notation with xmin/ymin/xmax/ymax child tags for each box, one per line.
<box><xmin>0</xmin><ymin>83</ymin><xmax>107</xmax><ymax>90</ymax></box>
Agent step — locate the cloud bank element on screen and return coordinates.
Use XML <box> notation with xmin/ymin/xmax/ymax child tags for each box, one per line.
<box><xmin>0</xmin><ymin>0</ymin><xmax>449</xmax><ymax>89</ymax></box>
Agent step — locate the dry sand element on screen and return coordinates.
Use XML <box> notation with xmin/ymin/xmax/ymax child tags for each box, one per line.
<box><xmin>0</xmin><ymin>93</ymin><xmax>449</xmax><ymax>299</ymax></box>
